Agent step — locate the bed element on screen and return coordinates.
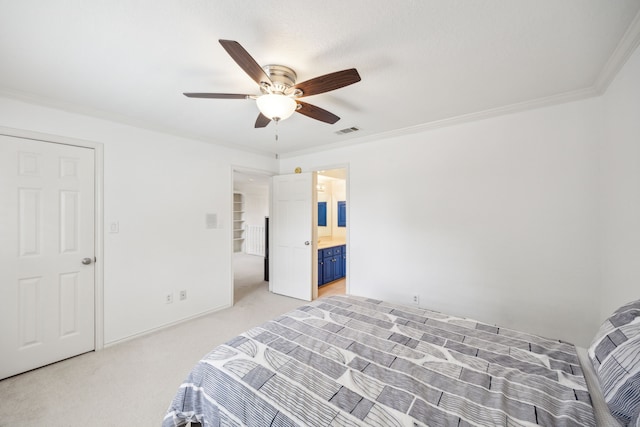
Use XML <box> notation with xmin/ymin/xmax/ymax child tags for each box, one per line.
<box><xmin>163</xmin><ymin>295</ymin><xmax>639</xmax><ymax>427</ymax></box>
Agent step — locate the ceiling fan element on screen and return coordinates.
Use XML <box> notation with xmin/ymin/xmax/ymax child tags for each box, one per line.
<box><xmin>184</xmin><ymin>40</ymin><xmax>361</xmax><ymax>128</ymax></box>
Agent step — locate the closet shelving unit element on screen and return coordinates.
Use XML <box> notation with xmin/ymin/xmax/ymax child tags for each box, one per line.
<box><xmin>233</xmin><ymin>193</ymin><xmax>244</xmax><ymax>253</ymax></box>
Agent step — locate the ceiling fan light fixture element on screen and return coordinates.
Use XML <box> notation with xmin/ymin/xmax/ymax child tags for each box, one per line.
<box><xmin>256</xmin><ymin>94</ymin><xmax>297</xmax><ymax>122</ymax></box>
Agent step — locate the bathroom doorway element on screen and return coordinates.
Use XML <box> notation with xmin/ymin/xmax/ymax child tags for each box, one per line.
<box><xmin>316</xmin><ymin>168</ymin><xmax>347</xmax><ymax>297</ymax></box>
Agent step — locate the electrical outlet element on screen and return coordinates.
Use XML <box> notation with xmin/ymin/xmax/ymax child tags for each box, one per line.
<box><xmin>179</xmin><ymin>290</ymin><xmax>187</xmax><ymax>301</ymax></box>
<box><xmin>165</xmin><ymin>293</ymin><xmax>173</xmax><ymax>304</ymax></box>
<box><xmin>412</xmin><ymin>295</ymin><xmax>420</xmax><ymax>306</ymax></box>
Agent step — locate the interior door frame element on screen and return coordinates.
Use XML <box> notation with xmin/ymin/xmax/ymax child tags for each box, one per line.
<box><xmin>230</xmin><ymin>165</ymin><xmax>275</xmax><ymax>306</ymax></box>
<box><xmin>228</xmin><ymin>163</ymin><xmax>350</xmax><ymax>303</ymax></box>
<box><xmin>0</xmin><ymin>125</ymin><xmax>105</xmax><ymax>351</ymax></box>
<box><xmin>313</xmin><ymin>163</ymin><xmax>350</xmax><ymax>297</ymax></box>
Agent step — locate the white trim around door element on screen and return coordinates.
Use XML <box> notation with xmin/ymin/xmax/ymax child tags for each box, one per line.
<box><xmin>0</xmin><ymin>125</ymin><xmax>105</xmax><ymax>351</ymax></box>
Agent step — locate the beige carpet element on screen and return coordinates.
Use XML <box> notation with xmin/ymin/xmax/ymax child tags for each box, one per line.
<box><xmin>0</xmin><ymin>254</ymin><xmax>303</xmax><ymax>427</ymax></box>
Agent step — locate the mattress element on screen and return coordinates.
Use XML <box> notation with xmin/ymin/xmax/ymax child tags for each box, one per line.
<box><xmin>163</xmin><ymin>295</ymin><xmax>599</xmax><ymax>426</ymax></box>
<box><xmin>576</xmin><ymin>347</ymin><xmax>623</xmax><ymax>427</ymax></box>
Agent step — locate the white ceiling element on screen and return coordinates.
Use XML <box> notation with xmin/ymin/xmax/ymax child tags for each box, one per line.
<box><xmin>1</xmin><ymin>1</ymin><xmax>639</xmax><ymax>157</ymax></box>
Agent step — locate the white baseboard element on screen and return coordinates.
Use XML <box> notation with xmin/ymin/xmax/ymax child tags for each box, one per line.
<box><xmin>103</xmin><ymin>303</ymin><xmax>232</xmax><ymax>348</ymax></box>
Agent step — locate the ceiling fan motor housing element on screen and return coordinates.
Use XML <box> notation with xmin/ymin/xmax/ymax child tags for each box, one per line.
<box><xmin>262</xmin><ymin>65</ymin><xmax>298</xmax><ymax>94</ymax></box>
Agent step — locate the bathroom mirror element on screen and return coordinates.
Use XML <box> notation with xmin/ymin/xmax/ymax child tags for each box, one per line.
<box><xmin>318</xmin><ymin>201</ymin><xmax>327</xmax><ymax>226</ymax></box>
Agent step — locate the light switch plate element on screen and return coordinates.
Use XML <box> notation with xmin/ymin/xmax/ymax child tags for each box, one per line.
<box><xmin>109</xmin><ymin>221</ymin><xmax>119</xmax><ymax>233</ymax></box>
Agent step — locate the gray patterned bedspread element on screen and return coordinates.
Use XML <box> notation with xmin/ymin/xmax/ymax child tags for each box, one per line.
<box><xmin>163</xmin><ymin>295</ymin><xmax>595</xmax><ymax>426</ymax></box>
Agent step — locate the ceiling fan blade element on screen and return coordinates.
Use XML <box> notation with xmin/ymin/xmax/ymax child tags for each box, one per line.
<box><xmin>294</xmin><ymin>68</ymin><xmax>361</xmax><ymax>97</ymax></box>
<box><xmin>219</xmin><ymin>39</ymin><xmax>272</xmax><ymax>87</ymax></box>
<box><xmin>296</xmin><ymin>101</ymin><xmax>340</xmax><ymax>124</ymax></box>
<box><xmin>183</xmin><ymin>93</ymin><xmax>250</xmax><ymax>99</ymax></box>
<box><xmin>254</xmin><ymin>113</ymin><xmax>271</xmax><ymax>128</ymax></box>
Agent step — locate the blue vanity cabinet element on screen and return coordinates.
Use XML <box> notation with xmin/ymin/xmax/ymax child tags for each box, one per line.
<box><xmin>322</xmin><ymin>248</ymin><xmax>335</xmax><ymax>284</ymax></box>
<box><xmin>318</xmin><ymin>245</ymin><xmax>346</xmax><ymax>286</ymax></box>
<box><xmin>331</xmin><ymin>246</ymin><xmax>342</xmax><ymax>283</ymax></box>
<box><xmin>340</xmin><ymin>245</ymin><xmax>347</xmax><ymax>277</ymax></box>
<box><xmin>318</xmin><ymin>251</ymin><xmax>324</xmax><ymax>285</ymax></box>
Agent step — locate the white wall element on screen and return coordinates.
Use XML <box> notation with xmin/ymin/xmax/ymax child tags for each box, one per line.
<box><xmin>330</xmin><ymin>179</ymin><xmax>347</xmax><ymax>240</ymax></box>
<box><xmin>600</xmin><ymin>45</ymin><xmax>640</xmax><ymax>320</ymax></box>
<box><xmin>243</xmin><ymin>192</ymin><xmax>269</xmax><ymax>228</ymax></box>
<box><xmin>234</xmin><ymin>181</ymin><xmax>269</xmax><ymax>228</ymax></box>
<box><xmin>282</xmin><ymin>98</ymin><xmax>604</xmax><ymax>346</ymax></box>
<box><xmin>0</xmin><ymin>96</ymin><xmax>277</xmax><ymax>345</ymax></box>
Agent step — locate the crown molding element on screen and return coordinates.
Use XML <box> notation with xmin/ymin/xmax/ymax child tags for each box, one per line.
<box><xmin>280</xmin><ymin>86</ymin><xmax>599</xmax><ymax>159</ymax></box>
<box><xmin>594</xmin><ymin>9</ymin><xmax>640</xmax><ymax>94</ymax></box>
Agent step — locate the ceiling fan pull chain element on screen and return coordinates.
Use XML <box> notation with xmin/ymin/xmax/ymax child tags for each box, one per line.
<box><xmin>275</xmin><ymin>119</ymin><xmax>279</xmax><ymax>142</ymax></box>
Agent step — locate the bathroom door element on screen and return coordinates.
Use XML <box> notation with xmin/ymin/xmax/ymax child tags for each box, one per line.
<box><xmin>270</xmin><ymin>172</ymin><xmax>316</xmax><ymax>301</ymax></box>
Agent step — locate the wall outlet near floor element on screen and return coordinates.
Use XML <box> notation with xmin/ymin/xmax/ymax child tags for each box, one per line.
<box><xmin>165</xmin><ymin>293</ymin><xmax>173</xmax><ymax>304</ymax></box>
<box><xmin>179</xmin><ymin>290</ymin><xmax>187</xmax><ymax>301</ymax></box>
<box><xmin>412</xmin><ymin>295</ymin><xmax>420</xmax><ymax>306</ymax></box>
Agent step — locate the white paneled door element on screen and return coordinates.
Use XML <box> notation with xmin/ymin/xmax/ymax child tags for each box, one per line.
<box><xmin>271</xmin><ymin>173</ymin><xmax>314</xmax><ymax>301</ymax></box>
<box><xmin>0</xmin><ymin>135</ymin><xmax>95</xmax><ymax>380</ymax></box>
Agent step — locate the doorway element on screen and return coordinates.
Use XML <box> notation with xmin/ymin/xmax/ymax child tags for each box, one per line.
<box><xmin>316</xmin><ymin>168</ymin><xmax>347</xmax><ymax>297</ymax></box>
<box><xmin>261</xmin><ymin>166</ymin><xmax>349</xmax><ymax>302</ymax></box>
<box><xmin>232</xmin><ymin>169</ymin><xmax>271</xmax><ymax>304</ymax></box>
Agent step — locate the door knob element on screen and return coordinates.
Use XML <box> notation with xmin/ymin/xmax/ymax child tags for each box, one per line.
<box><xmin>304</xmin><ymin>241</ymin><xmax>310</xmax><ymax>245</ymax></box>
<box><xmin>81</xmin><ymin>257</ymin><xmax>93</xmax><ymax>265</ymax></box>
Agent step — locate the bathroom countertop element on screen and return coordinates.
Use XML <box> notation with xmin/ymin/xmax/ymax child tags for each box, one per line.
<box><xmin>318</xmin><ymin>239</ymin><xmax>346</xmax><ymax>249</ymax></box>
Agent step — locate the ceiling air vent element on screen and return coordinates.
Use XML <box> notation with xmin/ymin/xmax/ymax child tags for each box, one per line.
<box><xmin>335</xmin><ymin>126</ymin><xmax>360</xmax><ymax>135</ymax></box>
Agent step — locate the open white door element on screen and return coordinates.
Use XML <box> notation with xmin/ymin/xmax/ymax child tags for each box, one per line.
<box><xmin>270</xmin><ymin>172</ymin><xmax>315</xmax><ymax>301</ymax></box>
<box><xmin>0</xmin><ymin>135</ymin><xmax>95</xmax><ymax>380</ymax></box>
